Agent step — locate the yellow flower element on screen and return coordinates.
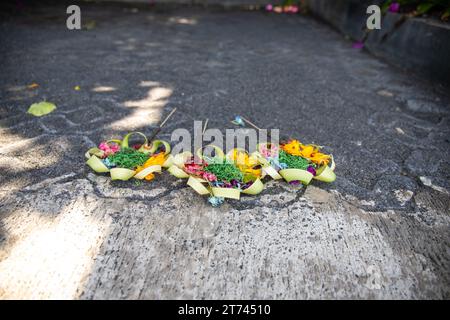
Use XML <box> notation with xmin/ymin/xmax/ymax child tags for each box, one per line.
<box><xmin>281</xmin><ymin>140</ymin><xmax>302</xmax><ymax>155</ymax></box>
<box><xmin>300</xmin><ymin>145</ymin><xmax>315</xmax><ymax>157</ymax></box>
<box><xmin>281</xmin><ymin>140</ymin><xmax>330</xmax><ymax>166</ymax></box>
<box><xmin>308</xmin><ymin>152</ymin><xmax>330</xmax><ymax>166</ymax></box>
<box><xmin>135</xmin><ymin>153</ymin><xmax>166</xmax><ymax>181</ymax></box>
<box><xmin>144</xmin><ymin>153</ymin><xmax>166</xmax><ymax>166</ymax></box>
<box><xmin>246</xmin><ymin>167</ymin><xmax>262</xmax><ymax>177</ymax></box>
<box><xmin>230</xmin><ymin>149</ymin><xmax>262</xmax><ymax>177</ymax></box>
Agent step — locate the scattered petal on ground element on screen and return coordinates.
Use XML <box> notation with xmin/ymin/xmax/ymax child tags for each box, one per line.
<box><xmin>27</xmin><ymin>83</ymin><xmax>39</xmax><ymax>89</ymax></box>
<box><xmin>352</xmin><ymin>41</ymin><xmax>364</xmax><ymax>49</ymax></box>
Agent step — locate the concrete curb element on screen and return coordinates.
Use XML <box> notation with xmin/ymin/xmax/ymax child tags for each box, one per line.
<box><xmin>90</xmin><ymin>0</ymin><xmax>273</xmax><ymax>7</ymax></box>
<box><xmin>305</xmin><ymin>0</ymin><xmax>450</xmax><ymax>85</ymax></box>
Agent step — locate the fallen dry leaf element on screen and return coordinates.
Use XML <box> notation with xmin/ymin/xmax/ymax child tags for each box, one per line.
<box><xmin>27</xmin><ymin>101</ymin><xmax>56</xmax><ymax>116</ymax></box>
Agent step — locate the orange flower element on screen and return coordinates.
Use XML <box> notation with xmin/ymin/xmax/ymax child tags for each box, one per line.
<box><xmin>300</xmin><ymin>145</ymin><xmax>315</xmax><ymax>158</ymax></box>
<box><xmin>281</xmin><ymin>140</ymin><xmax>302</xmax><ymax>155</ymax></box>
<box><xmin>144</xmin><ymin>153</ymin><xmax>166</xmax><ymax>166</ymax></box>
<box><xmin>281</xmin><ymin>140</ymin><xmax>301</xmax><ymax>156</ymax></box>
<box><xmin>308</xmin><ymin>152</ymin><xmax>330</xmax><ymax>166</ymax></box>
<box><xmin>281</xmin><ymin>140</ymin><xmax>330</xmax><ymax>166</ymax></box>
<box><xmin>135</xmin><ymin>153</ymin><xmax>166</xmax><ymax>181</ymax></box>
<box><xmin>143</xmin><ymin>173</ymin><xmax>155</xmax><ymax>181</ymax></box>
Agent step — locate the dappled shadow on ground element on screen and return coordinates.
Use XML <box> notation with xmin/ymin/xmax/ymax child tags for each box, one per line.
<box><xmin>0</xmin><ymin>2</ymin><xmax>449</xmax><ymax>298</ymax></box>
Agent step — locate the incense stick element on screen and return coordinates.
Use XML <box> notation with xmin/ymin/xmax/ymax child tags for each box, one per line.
<box><xmin>148</xmin><ymin>107</ymin><xmax>177</xmax><ymax>143</ymax></box>
<box><xmin>159</xmin><ymin>107</ymin><xmax>177</xmax><ymax>128</ymax></box>
<box><xmin>202</xmin><ymin>119</ymin><xmax>209</xmax><ymax>135</ymax></box>
<box><xmin>240</xmin><ymin>116</ymin><xmax>262</xmax><ymax>131</ymax></box>
<box><xmin>239</xmin><ymin>115</ymin><xmax>272</xmax><ymax>140</ymax></box>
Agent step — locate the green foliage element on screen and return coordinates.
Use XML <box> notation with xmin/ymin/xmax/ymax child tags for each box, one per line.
<box><xmin>107</xmin><ymin>148</ymin><xmax>149</xmax><ymax>169</ymax></box>
<box><xmin>382</xmin><ymin>0</ymin><xmax>450</xmax><ymax>20</ymax></box>
<box><xmin>416</xmin><ymin>2</ymin><xmax>435</xmax><ymax>14</ymax></box>
<box><xmin>204</xmin><ymin>159</ymin><xmax>243</xmax><ymax>182</ymax></box>
<box><xmin>279</xmin><ymin>150</ymin><xmax>311</xmax><ymax>170</ymax></box>
<box><xmin>381</xmin><ymin>0</ymin><xmax>393</xmax><ymax>13</ymax></box>
<box><xmin>442</xmin><ymin>7</ymin><xmax>450</xmax><ymax>19</ymax></box>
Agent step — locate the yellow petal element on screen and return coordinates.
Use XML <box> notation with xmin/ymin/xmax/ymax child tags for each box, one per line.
<box><xmin>300</xmin><ymin>145</ymin><xmax>315</xmax><ymax>157</ymax></box>
<box><xmin>309</xmin><ymin>153</ymin><xmax>330</xmax><ymax>165</ymax></box>
<box><xmin>28</xmin><ymin>83</ymin><xmax>39</xmax><ymax>89</ymax></box>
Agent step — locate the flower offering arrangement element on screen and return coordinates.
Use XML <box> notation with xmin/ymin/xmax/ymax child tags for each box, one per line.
<box><xmin>85</xmin><ymin>108</ymin><xmax>177</xmax><ymax>182</ymax></box>
<box><xmin>256</xmin><ymin>140</ymin><xmax>336</xmax><ymax>186</ymax></box>
<box><xmin>84</xmin><ymin>112</ymin><xmax>336</xmax><ymax>206</ymax></box>
<box><xmin>85</xmin><ymin>132</ymin><xmax>172</xmax><ymax>181</ymax></box>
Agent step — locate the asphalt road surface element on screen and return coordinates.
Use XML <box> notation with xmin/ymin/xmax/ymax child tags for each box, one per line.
<box><xmin>0</xmin><ymin>2</ymin><xmax>449</xmax><ymax>299</ymax></box>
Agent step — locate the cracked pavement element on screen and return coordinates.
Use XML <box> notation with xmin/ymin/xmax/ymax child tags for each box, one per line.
<box><xmin>0</xmin><ymin>2</ymin><xmax>449</xmax><ymax>299</ymax></box>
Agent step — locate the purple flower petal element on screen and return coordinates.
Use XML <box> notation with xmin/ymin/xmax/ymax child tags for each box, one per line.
<box><xmin>352</xmin><ymin>41</ymin><xmax>364</xmax><ymax>49</ymax></box>
<box><xmin>307</xmin><ymin>166</ymin><xmax>316</xmax><ymax>176</ymax></box>
<box><xmin>389</xmin><ymin>2</ymin><xmax>400</xmax><ymax>13</ymax></box>
<box><xmin>289</xmin><ymin>180</ymin><xmax>301</xmax><ymax>186</ymax></box>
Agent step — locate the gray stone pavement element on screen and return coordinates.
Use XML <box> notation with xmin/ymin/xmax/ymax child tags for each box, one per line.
<box><xmin>0</xmin><ymin>3</ymin><xmax>449</xmax><ymax>299</ymax></box>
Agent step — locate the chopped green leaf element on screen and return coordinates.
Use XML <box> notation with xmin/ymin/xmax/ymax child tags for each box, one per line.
<box><xmin>279</xmin><ymin>150</ymin><xmax>311</xmax><ymax>170</ymax></box>
<box><xmin>107</xmin><ymin>148</ymin><xmax>149</xmax><ymax>169</ymax></box>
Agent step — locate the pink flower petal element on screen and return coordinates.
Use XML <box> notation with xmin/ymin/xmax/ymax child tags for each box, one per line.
<box><xmin>352</xmin><ymin>41</ymin><xmax>364</xmax><ymax>49</ymax></box>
